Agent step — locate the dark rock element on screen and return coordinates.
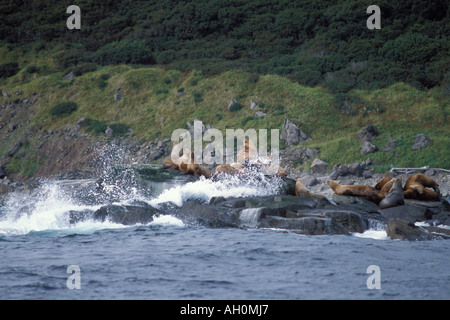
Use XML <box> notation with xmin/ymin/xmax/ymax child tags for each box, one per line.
<box><xmin>178</xmin><ymin>200</ymin><xmax>239</xmax><ymax>228</ymax></box>
<box><xmin>333</xmin><ymin>163</ymin><xmax>349</xmax><ymax>176</ymax></box>
<box><xmin>310</xmin><ymin>158</ymin><xmax>328</xmax><ymax>174</ymax></box>
<box><xmin>93</xmin><ymin>203</ymin><xmax>162</xmax><ymax>225</ymax></box>
<box><xmin>0</xmin><ymin>165</ymin><xmax>6</xmax><ymax>178</ymax></box>
<box><xmin>8</xmin><ymin>141</ymin><xmax>23</xmax><ymax>157</ymax></box>
<box><xmin>68</xmin><ymin>209</ymin><xmax>95</xmax><ymax>224</ymax></box>
<box><xmin>347</xmin><ymin>162</ymin><xmax>364</xmax><ymax>177</ymax></box>
<box><xmin>259</xmin><ymin>216</ymin><xmax>348</xmax><ymax>235</ymax></box>
<box><xmin>332</xmin><ymin>194</ymin><xmax>380</xmax><ymax>213</ymax></box>
<box><xmin>329</xmin><ymin>171</ymin><xmax>339</xmax><ymax>180</ymax></box>
<box><xmin>105</xmin><ymin>126</ymin><xmax>113</xmax><ymax>138</ymax></box>
<box><xmin>358</xmin><ymin>125</ymin><xmax>379</xmax><ymax>144</ymax></box>
<box><xmin>412</xmin><ymin>134</ymin><xmax>431</xmax><ymax>150</ymax></box>
<box><xmin>278</xmin><ymin>178</ymin><xmax>297</xmax><ymax>196</ymax></box>
<box><xmin>209</xmin><ymin>196</ymin><xmax>226</xmax><ymax>205</ymax></box>
<box><xmin>386</xmin><ymin>218</ymin><xmax>448</xmax><ymax>240</ymax></box>
<box><xmin>381</xmin><ymin>140</ymin><xmax>397</xmax><ymax>152</ymax></box>
<box><xmin>360</xmin><ymin>141</ymin><xmax>378</xmax><ymax>155</ymax></box>
<box><xmin>300</xmin><ymin>174</ymin><xmax>319</xmax><ymax>187</ymax></box>
<box><xmin>280</xmin><ymin>117</ymin><xmax>311</xmax><ymax>146</ymax></box>
<box><xmin>62</xmin><ymin>71</ymin><xmax>76</xmax><ymax>80</ymax></box>
<box><xmin>114</xmin><ymin>90</ymin><xmax>123</xmax><ymax>103</ymax></box>
<box><xmin>378</xmin><ymin>205</ymin><xmax>429</xmax><ymax>223</ymax></box>
<box><xmin>304</xmin><ymin>147</ymin><xmax>319</xmax><ymax>159</ymax></box>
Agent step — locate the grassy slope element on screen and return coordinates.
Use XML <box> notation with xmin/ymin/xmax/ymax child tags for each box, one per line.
<box><xmin>0</xmin><ymin>47</ymin><xmax>449</xmax><ymax>177</ymax></box>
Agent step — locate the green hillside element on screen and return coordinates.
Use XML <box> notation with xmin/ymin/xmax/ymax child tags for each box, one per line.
<box><xmin>0</xmin><ymin>0</ymin><xmax>449</xmax><ymax>179</ymax></box>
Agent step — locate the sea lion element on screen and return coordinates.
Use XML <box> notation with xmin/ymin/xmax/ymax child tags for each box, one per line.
<box><xmin>326</xmin><ymin>180</ymin><xmax>379</xmax><ymax>199</ymax></box>
<box><xmin>403</xmin><ymin>173</ymin><xmax>440</xmax><ymax>201</ymax></box>
<box><xmin>374</xmin><ymin>176</ymin><xmax>393</xmax><ymax>190</ymax></box>
<box><xmin>236</xmin><ymin>137</ymin><xmax>258</xmax><ymax>164</ymax></box>
<box><xmin>379</xmin><ymin>178</ymin><xmax>405</xmax><ymax>209</ymax></box>
<box><xmin>186</xmin><ymin>152</ymin><xmax>213</xmax><ymax>178</ymax></box>
<box><xmin>295</xmin><ymin>179</ymin><xmax>326</xmax><ymax>198</ymax></box>
<box><xmin>214</xmin><ymin>163</ymin><xmax>244</xmax><ymax>176</ymax></box>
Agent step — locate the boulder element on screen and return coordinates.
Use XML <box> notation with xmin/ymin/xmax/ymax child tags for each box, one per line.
<box><xmin>360</xmin><ymin>141</ymin><xmax>378</xmax><ymax>155</ymax></box>
<box><xmin>412</xmin><ymin>134</ymin><xmax>431</xmax><ymax>150</ymax></box>
<box><xmin>358</xmin><ymin>125</ymin><xmax>379</xmax><ymax>144</ymax></box>
<box><xmin>332</xmin><ymin>194</ymin><xmax>380</xmax><ymax>213</ymax></box>
<box><xmin>280</xmin><ymin>117</ymin><xmax>311</xmax><ymax>146</ymax></box>
<box><xmin>378</xmin><ymin>205</ymin><xmax>430</xmax><ymax>223</ymax></box>
<box><xmin>299</xmin><ymin>174</ymin><xmax>319</xmax><ymax>187</ymax></box>
<box><xmin>0</xmin><ymin>165</ymin><xmax>6</xmax><ymax>178</ymax></box>
<box><xmin>386</xmin><ymin>218</ymin><xmax>449</xmax><ymax>240</ymax></box>
<box><xmin>381</xmin><ymin>140</ymin><xmax>397</xmax><ymax>152</ymax></box>
<box><xmin>93</xmin><ymin>203</ymin><xmax>162</xmax><ymax>225</ymax></box>
<box><xmin>62</xmin><ymin>71</ymin><xmax>76</xmax><ymax>81</ymax></box>
<box><xmin>258</xmin><ymin>216</ymin><xmax>348</xmax><ymax>235</ymax></box>
<box><xmin>333</xmin><ymin>163</ymin><xmax>349</xmax><ymax>176</ymax></box>
<box><xmin>8</xmin><ymin>141</ymin><xmax>23</xmax><ymax>157</ymax></box>
<box><xmin>310</xmin><ymin>158</ymin><xmax>328</xmax><ymax>174</ymax></box>
<box><xmin>347</xmin><ymin>162</ymin><xmax>364</xmax><ymax>177</ymax></box>
<box><xmin>114</xmin><ymin>91</ymin><xmax>123</xmax><ymax>103</ymax></box>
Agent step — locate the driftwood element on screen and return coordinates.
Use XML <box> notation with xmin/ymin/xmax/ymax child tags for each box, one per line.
<box><xmin>390</xmin><ymin>166</ymin><xmax>450</xmax><ymax>174</ymax></box>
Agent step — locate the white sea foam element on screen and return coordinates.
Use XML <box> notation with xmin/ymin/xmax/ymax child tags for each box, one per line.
<box><xmin>352</xmin><ymin>229</ymin><xmax>389</xmax><ymax>240</ymax></box>
<box><xmin>149</xmin><ymin>173</ymin><xmax>282</xmax><ymax>207</ymax></box>
<box><xmin>149</xmin><ymin>215</ymin><xmax>185</xmax><ymax>227</ymax></box>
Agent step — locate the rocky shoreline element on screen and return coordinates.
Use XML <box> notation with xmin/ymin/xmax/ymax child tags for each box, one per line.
<box><xmin>58</xmin><ymin>166</ymin><xmax>450</xmax><ymax>241</ymax></box>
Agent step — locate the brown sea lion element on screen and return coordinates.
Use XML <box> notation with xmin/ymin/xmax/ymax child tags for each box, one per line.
<box><xmin>186</xmin><ymin>152</ymin><xmax>213</xmax><ymax>178</ymax></box>
<box><xmin>236</xmin><ymin>137</ymin><xmax>258</xmax><ymax>164</ymax></box>
<box><xmin>326</xmin><ymin>180</ymin><xmax>379</xmax><ymax>198</ymax></box>
<box><xmin>295</xmin><ymin>179</ymin><xmax>326</xmax><ymax>198</ymax></box>
<box><xmin>214</xmin><ymin>163</ymin><xmax>244</xmax><ymax>176</ymax></box>
<box><xmin>379</xmin><ymin>178</ymin><xmax>405</xmax><ymax>209</ymax></box>
<box><xmin>374</xmin><ymin>176</ymin><xmax>393</xmax><ymax>190</ymax></box>
<box><xmin>403</xmin><ymin>173</ymin><xmax>440</xmax><ymax>201</ymax></box>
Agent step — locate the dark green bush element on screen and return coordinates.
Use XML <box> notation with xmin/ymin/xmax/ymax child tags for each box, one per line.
<box><xmin>91</xmin><ymin>40</ymin><xmax>155</xmax><ymax>66</ymax></box>
<box><xmin>193</xmin><ymin>92</ymin><xmax>203</xmax><ymax>103</ymax></box>
<box><xmin>72</xmin><ymin>62</ymin><xmax>98</xmax><ymax>76</ymax></box>
<box><xmin>82</xmin><ymin>118</ymin><xmax>108</xmax><ymax>135</ymax></box>
<box><xmin>0</xmin><ymin>62</ymin><xmax>20</xmax><ymax>78</ymax></box>
<box><xmin>25</xmin><ymin>65</ymin><xmax>39</xmax><ymax>74</ymax></box>
<box><xmin>228</xmin><ymin>101</ymin><xmax>242</xmax><ymax>112</ymax></box>
<box><xmin>50</xmin><ymin>102</ymin><xmax>78</xmax><ymax>117</ymax></box>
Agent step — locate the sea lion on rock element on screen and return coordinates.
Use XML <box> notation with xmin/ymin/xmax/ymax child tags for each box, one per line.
<box><xmin>185</xmin><ymin>152</ymin><xmax>213</xmax><ymax>178</ymax></box>
<box><xmin>214</xmin><ymin>163</ymin><xmax>244</xmax><ymax>176</ymax></box>
<box><xmin>327</xmin><ymin>173</ymin><xmax>440</xmax><ymax>204</ymax></box>
<box><xmin>379</xmin><ymin>178</ymin><xmax>405</xmax><ymax>209</ymax></box>
<box><xmin>403</xmin><ymin>173</ymin><xmax>440</xmax><ymax>201</ymax></box>
<box><xmin>295</xmin><ymin>179</ymin><xmax>326</xmax><ymax>198</ymax></box>
<box><xmin>236</xmin><ymin>138</ymin><xmax>258</xmax><ymax>164</ymax></box>
<box><xmin>326</xmin><ymin>180</ymin><xmax>380</xmax><ymax>201</ymax></box>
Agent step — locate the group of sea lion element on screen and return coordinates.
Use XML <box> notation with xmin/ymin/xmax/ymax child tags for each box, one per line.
<box><xmin>162</xmin><ymin>140</ymin><xmax>441</xmax><ymax>208</ymax></box>
<box><xmin>327</xmin><ymin>173</ymin><xmax>440</xmax><ymax>208</ymax></box>
<box><xmin>162</xmin><ymin>138</ymin><xmax>287</xmax><ymax>179</ymax></box>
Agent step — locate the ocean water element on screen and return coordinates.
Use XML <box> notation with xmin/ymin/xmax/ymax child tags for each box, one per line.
<box><xmin>0</xmin><ymin>171</ymin><xmax>449</xmax><ymax>300</ymax></box>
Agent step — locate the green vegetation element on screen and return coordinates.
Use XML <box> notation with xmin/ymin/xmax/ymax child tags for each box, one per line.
<box><xmin>50</xmin><ymin>101</ymin><xmax>78</xmax><ymax>118</ymax></box>
<box><xmin>0</xmin><ymin>0</ymin><xmax>448</xmax><ymax>179</ymax></box>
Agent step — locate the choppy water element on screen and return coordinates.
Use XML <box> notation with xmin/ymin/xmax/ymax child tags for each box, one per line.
<box><xmin>0</xmin><ymin>169</ymin><xmax>449</xmax><ymax>300</ymax></box>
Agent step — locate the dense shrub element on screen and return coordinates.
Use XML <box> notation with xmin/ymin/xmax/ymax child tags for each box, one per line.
<box><xmin>0</xmin><ymin>62</ymin><xmax>20</xmax><ymax>78</ymax></box>
<box><xmin>50</xmin><ymin>102</ymin><xmax>78</xmax><ymax>117</ymax></box>
<box><xmin>25</xmin><ymin>65</ymin><xmax>39</xmax><ymax>74</ymax></box>
<box><xmin>91</xmin><ymin>40</ymin><xmax>155</xmax><ymax>66</ymax></box>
